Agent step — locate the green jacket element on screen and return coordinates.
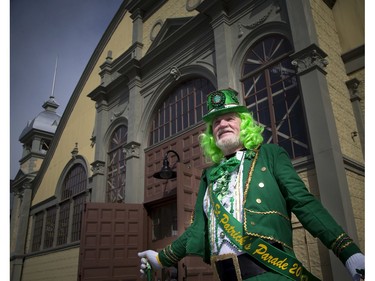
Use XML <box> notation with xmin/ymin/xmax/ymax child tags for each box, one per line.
<box><xmin>159</xmin><ymin>144</ymin><xmax>361</xmax><ymax>266</ymax></box>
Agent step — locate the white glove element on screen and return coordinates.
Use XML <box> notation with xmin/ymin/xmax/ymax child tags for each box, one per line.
<box><xmin>138</xmin><ymin>250</ymin><xmax>162</xmax><ymax>277</ymax></box>
<box><xmin>345</xmin><ymin>253</ymin><xmax>365</xmax><ymax>280</ymax></box>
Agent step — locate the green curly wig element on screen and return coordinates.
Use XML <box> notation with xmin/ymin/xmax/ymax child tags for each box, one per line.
<box><xmin>199</xmin><ymin>112</ymin><xmax>264</xmax><ymax>164</ymax></box>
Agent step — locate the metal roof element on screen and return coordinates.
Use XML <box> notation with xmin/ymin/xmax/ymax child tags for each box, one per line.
<box><xmin>19</xmin><ymin>97</ymin><xmax>61</xmax><ymax>141</ymax></box>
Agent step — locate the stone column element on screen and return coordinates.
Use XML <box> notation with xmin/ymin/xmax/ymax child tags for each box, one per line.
<box><xmin>211</xmin><ymin>11</ymin><xmax>233</xmax><ymax>89</ymax></box>
<box><xmin>123</xmin><ymin>67</ymin><xmax>144</xmax><ymax>204</ymax></box>
<box><xmin>123</xmin><ymin>141</ymin><xmax>142</xmax><ymax>203</ymax></box>
<box><xmin>291</xmin><ymin>45</ymin><xmax>357</xmax><ymax>281</ymax></box>
<box><xmin>89</xmin><ymin>87</ymin><xmax>110</xmax><ymax>203</ymax></box>
<box><xmin>286</xmin><ymin>1</ymin><xmax>358</xmax><ymax>278</ymax></box>
<box><xmin>11</xmin><ymin>181</ymin><xmax>33</xmax><ymax>281</ymax></box>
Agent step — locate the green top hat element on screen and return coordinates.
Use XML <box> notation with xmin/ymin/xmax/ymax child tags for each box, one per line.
<box><xmin>202</xmin><ymin>88</ymin><xmax>248</xmax><ymax>122</ymax></box>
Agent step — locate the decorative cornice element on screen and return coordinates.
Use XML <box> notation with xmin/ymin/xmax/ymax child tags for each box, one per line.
<box><xmin>343</xmin><ymin>155</ymin><xmax>364</xmax><ymax>176</ymax></box>
<box><xmin>87</xmin><ymin>86</ymin><xmax>107</xmax><ymax>102</ymax></box>
<box><xmin>341</xmin><ymin>45</ymin><xmax>364</xmax><ymax>64</ymax></box>
<box><xmin>291</xmin><ymin>44</ymin><xmax>328</xmax><ymax>75</ymax></box>
<box><xmin>13</xmin><ymin>181</ymin><xmax>33</xmax><ymax>198</ymax></box>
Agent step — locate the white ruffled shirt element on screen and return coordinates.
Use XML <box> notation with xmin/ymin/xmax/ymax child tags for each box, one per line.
<box><xmin>203</xmin><ymin>150</ymin><xmax>246</xmax><ymax>255</ymax></box>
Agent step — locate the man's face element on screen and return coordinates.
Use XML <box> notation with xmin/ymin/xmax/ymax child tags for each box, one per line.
<box><xmin>212</xmin><ymin>112</ymin><xmax>242</xmax><ymax>154</ymax></box>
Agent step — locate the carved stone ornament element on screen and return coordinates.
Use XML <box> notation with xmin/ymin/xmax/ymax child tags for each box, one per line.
<box><xmin>14</xmin><ymin>188</ymin><xmax>24</xmax><ymax>198</ymax></box>
<box><xmin>238</xmin><ymin>0</ymin><xmax>280</xmax><ymax>38</ymax></box>
<box><xmin>91</xmin><ymin>160</ymin><xmax>105</xmax><ymax>175</ymax></box>
<box><xmin>90</xmin><ymin>134</ymin><xmax>96</xmax><ymax>148</ymax></box>
<box><xmin>170</xmin><ymin>66</ymin><xmax>181</xmax><ymax>80</ymax></box>
<box><xmin>346</xmin><ymin>78</ymin><xmax>361</xmax><ymax>102</ymax></box>
<box><xmin>71</xmin><ymin>143</ymin><xmax>79</xmax><ymax>159</ymax></box>
<box><xmin>291</xmin><ymin>47</ymin><xmax>328</xmax><ymax>75</ymax></box>
<box><xmin>13</xmin><ymin>181</ymin><xmax>32</xmax><ymax>198</ymax></box>
<box><xmin>123</xmin><ymin>142</ymin><xmax>140</xmax><ymax>160</ymax></box>
<box><xmin>113</xmin><ymin>101</ymin><xmax>129</xmax><ymax>118</ymax></box>
<box><xmin>150</xmin><ymin>20</ymin><xmax>163</xmax><ymax>41</ymax></box>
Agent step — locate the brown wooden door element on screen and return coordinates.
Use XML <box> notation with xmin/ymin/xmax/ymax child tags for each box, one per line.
<box><xmin>176</xmin><ymin>164</ymin><xmax>214</xmax><ymax>281</ymax></box>
<box><xmin>78</xmin><ymin>203</ymin><xmax>146</xmax><ymax>281</ymax></box>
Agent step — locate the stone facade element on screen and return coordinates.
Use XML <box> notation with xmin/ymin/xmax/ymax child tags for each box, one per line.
<box><xmin>10</xmin><ymin>1</ymin><xmax>364</xmax><ymax>281</ymax></box>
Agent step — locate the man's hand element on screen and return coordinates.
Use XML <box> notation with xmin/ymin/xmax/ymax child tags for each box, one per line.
<box><xmin>345</xmin><ymin>253</ymin><xmax>365</xmax><ymax>280</ymax></box>
<box><xmin>138</xmin><ymin>250</ymin><xmax>162</xmax><ymax>278</ymax></box>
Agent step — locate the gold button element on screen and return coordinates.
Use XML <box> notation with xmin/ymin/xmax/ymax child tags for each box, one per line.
<box><xmin>261</xmin><ymin>167</ymin><xmax>267</xmax><ymax>172</ymax></box>
<box><xmin>251</xmin><ymin>221</ymin><xmax>256</xmax><ymax>226</ymax></box>
<box><xmin>258</xmin><ymin>182</ymin><xmax>264</xmax><ymax>188</ymax></box>
<box><xmin>220</xmin><ymin>232</ymin><xmax>225</xmax><ymax>238</ymax></box>
<box><xmin>256</xmin><ymin>198</ymin><xmax>262</xmax><ymax>204</ymax></box>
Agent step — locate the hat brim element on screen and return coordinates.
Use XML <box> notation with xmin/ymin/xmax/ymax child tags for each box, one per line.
<box><xmin>202</xmin><ymin>105</ymin><xmax>248</xmax><ymax>122</ymax></box>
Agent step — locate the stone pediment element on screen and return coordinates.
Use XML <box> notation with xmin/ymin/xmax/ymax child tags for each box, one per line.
<box><xmin>147</xmin><ymin>17</ymin><xmax>193</xmax><ymax>54</ymax></box>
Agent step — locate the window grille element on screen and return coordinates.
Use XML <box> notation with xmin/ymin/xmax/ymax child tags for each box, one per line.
<box><xmin>107</xmin><ymin>125</ymin><xmax>127</xmax><ymax>203</ymax></box>
<box><xmin>57</xmin><ymin>201</ymin><xmax>70</xmax><ymax>246</ymax></box>
<box><xmin>71</xmin><ymin>194</ymin><xmax>86</xmax><ymax>242</ymax></box>
<box><xmin>43</xmin><ymin>206</ymin><xmax>56</xmax><ymax>248</ymax></box>
<box><xmin>149</xmin><ymin>78</ymin><xmax>215</xmax><ymax>145</ymax></box>
<box><xmin>61</xmin><ymin>164</ymin><xmax>87</xmax><ymax>200</ymax></box>
<box><xmin>31</xmin><ymin>163</ymin><xmax>87</xmax><ymax>252</ymax></box>
<box><xmin>241</xmin><ymin>35</ymin><xmax>310</xmax><ymax>158</ymax></box>
<box><xmin>31</xmin><ymin>212</ymin><xmax>44</xmax><ymax>252</ymax></box>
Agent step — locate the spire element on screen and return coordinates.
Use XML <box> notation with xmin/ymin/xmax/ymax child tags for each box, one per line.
<box><xmin>43</xmin><ymin>56</ymin><xmax>59</xmax><ymax>112</ymax></box>
<box><xmin>51</xmin><ymin>56</ymin><xmax>58</xmax><ymax>99</ymax></box>
<box><xmin>20</xmin><ymin>57</ymin><xmax>61</xmax><ymax>141</ymax></box>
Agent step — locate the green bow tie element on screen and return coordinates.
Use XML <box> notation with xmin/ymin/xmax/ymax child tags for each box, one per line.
<box><xmin>208</xmin><ymin>150</ymin><xmax>257</xmax><ymax>182</ymax></box>
<box><xmin>208</xmin><ymin>156</ymin><xmax>241</xmax><ymax>182</ymax></box>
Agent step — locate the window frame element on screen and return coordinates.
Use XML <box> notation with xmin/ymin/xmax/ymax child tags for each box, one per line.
<box><xmin>149</xmin><ymin>78</ymin><xmax>215</xmax><ymax>146</ymax></box>
<box><xmin>30</xmin><ymin>158</ymin><xmax>88</xmax><ymax>253</ymax></box>
<box><xmin>106</xmin><ymin>124</ymin><xmax>128</xmax><ymax>203</ymax></box>
<box><xmin>241</xmin><ymin>34</ymin><xmax>310</xmax><ymax>159</ymax></box>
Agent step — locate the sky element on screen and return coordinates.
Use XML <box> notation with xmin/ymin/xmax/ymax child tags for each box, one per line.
<box><xmin>10</xmin><ymin>0</ymin><xmax>123</xmax><ymax>180</ymax></box>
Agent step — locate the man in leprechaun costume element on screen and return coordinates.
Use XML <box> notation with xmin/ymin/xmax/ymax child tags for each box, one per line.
<box><xmin>138</xmin><ymin>88</ymin><xmax>365</xmax><ymax>280</ymax></box>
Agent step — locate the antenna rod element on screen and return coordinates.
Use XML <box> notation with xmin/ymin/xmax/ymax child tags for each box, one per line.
<box><xmin>50</xmin><ymin>56</ymin><xmax>58</xmax><ymax>98</ymax></box>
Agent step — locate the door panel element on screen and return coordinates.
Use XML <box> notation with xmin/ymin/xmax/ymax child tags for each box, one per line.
<box><xmin>78</xmin><ymin>203</ymin><xmax>146</xmax><ymax>281</ymax></box>
<box><xmin>144</xmin><ymin>124</ymin><xmax>214</xmax><ymax>281</ymax></box>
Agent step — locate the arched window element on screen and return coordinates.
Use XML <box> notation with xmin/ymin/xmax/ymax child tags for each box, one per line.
<box><xmin>107</xmin><ymin>125</ymin><xmax>127</xmax><ymax>203</ymax></box>
<box><xmin>57</xmin><ymin>163</ymin><xmax>87</xmax><ymax>245</ymax></box>
<box><xmin>241</xmin><ymin>35</ymin><xmax>310</xmax><ymax>159</ymax></box>
<box><xmin>149</xmin><ymin>78</ymin><xmax>215</xmax><ymax>145</ymax></box>
<box><xmin>31</xmin><ymin>161</ymin><xmax>88</xmax><ymax>252</ymax></box>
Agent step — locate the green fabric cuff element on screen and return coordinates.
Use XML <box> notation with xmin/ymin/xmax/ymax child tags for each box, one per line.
<box><xmin>338</xmin><ymin>242</ymin><xmax>362</xmax><ymax>264</ymax></box>
<box><xmin>158</xmin><ymin>231</ymin><xmax>190</xmax><ymax>267</ymax></box>
<box><xmin>158</xmin><ymin>247</ymin><xmax>177</xmax><ymax>267</ymax></box>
